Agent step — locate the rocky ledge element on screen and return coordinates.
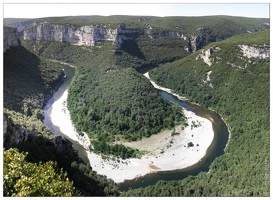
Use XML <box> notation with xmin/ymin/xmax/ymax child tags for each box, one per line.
<box><xmin>3</xmin><ymin>26</ymin><xmax>19</xmax><ymax>52</ymax></box>
<box><xmin>238</xmin><ymin>44</ymin><xmax>270</xmax><ymax>59</ymax></box>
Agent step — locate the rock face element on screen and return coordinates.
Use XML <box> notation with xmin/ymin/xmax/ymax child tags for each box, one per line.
<box><xmin>3</xmin><ymin>27</ymin><xmax>19</xmax><ymax>52</ymax></box>
<box><xmin>52</xmin><ymin>136</ymin><xmax>77</xmax><ymax>156</ymax></box>
<box><xmin>3</xmin><ymin>116</ymin><xmax>8</xmax><ymax>143</ymax></box>
<box><xmin>191</xmin><ymin>35</ymin><xmax>206</xmax><ymax>52</ymax></box>
<box><xmin>4</xmin><ymin>120</ymin><xmax>77</xmax><ymax>157</ymax></box>
<box><xmin>196</xmin><ymin>46</ymin><xmax>221</xmax><ymax>66</ymax></box>
<box><xmin>147</xmin><ymin>30</ymin><xmax>187</xmax><ymax>40</ymax></box>
<box><xmin>9</xmin><ymin>127</ymin><xmax>37</xmax><ymax>145</ymax></box>
<box><xmin>22</xmin><ymin>22</ymin><xmax>211</xmax><ymax>51</ymax></box>
<box><xmin>23</xmin><ymin>23</ymin><xmax>142</xmax><ymax>48</ymax></box>
<box><xmin>238</xmin><ymin>44</ymin><xmax>270</xmax><ymax>59</ymax></box>
<box><xmin>8</xmin><ymin>21</ymin><xmax>39</xmax><ymax>33</ymax></box>
<box><xmin>20</xmin><ymin>22</ymin><xmax>239</xmax><ymax>52</ymax></box>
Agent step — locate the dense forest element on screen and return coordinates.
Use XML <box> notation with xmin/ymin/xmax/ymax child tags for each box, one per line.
<box><xmin>3</xmin><ymin>15</ymin><xmax>270</xmax><ymax>197</ymax></box>
<box><xmin>3</xmin><ymin>45</ymin><xmax>64</xmax><ymax>118</ymax></box>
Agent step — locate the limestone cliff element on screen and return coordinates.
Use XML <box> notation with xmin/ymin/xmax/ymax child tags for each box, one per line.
<box><xmin>147</xmin><ymin>29</ymin><xmax>188</xmax><ymax>40</ymax></box>
<box><xmin>238</xmin><ymin>44</ymin><xmax>270</xmax><ymax>59</ymax></box>
<box><xmin>3</xmin><ymin>27</ymin><xmax>19</xmax><ymax>52</ymax></box>
<box><xmin>22</xmin><ymin>22</ymin><xmax>206</xmax><ymax>51</ymax></box>
<box><xmin>23</xmin><ymin>23</ymin><xmax>142</xmax><ymax>48</ymax></box>
<box><xmin>21</xmin><ymin>22</ymin><xmax>232</xmax><ymax>52</ymax></box>
<box><xmin>191</xmin><ymin>35</ymin><xmax>206</xmax><ymax>52</ymax></box>
<box><xmin>196</xmin><ymin>46</ymin><xmax>221</xmax><ymax>66</ymax></box>
<box><xmin>3</xmin><ymin>116</ymin><xmax>77</xmax><ymax>156</ymax></box>
<box><xmin>8</xmin><ymin>21</ymin><xmax>39</xmax><ymax>33</ymax></box>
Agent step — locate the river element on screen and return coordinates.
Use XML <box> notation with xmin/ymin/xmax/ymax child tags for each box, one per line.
<box><xmin>43</xmin><ymin>65</ymin><xmax>229</xmax><ymax>191</ymax></box>
<box><xmin>43</xmin><ymin>65</ymin><xmax>89</xmax><ymax>164</ymax></box>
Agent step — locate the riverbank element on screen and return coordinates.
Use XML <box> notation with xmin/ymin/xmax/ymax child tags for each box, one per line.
<box><xmin>50</xmin><ymin>89</ymin><xmax>91</xmax><ymax>150</ymax></box>
<box><xmin>143</xmin><ymin>72</ymin><xmax>188</xmax><ymax>101</ymax></box>
<box><xmin>49</xmin><ymin>83</ymin><xmax>214</xmax><ymax>183</ymax></box>
<box><xmin>88</xmin><ymin>108</ymin><xmax>214</xmax><ymax>183</ymax></box>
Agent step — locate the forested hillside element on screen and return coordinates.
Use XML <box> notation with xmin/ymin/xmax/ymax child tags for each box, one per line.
<box><xmin>3</xmin><ymin>46</ymin><xmax>120</xmax><ymax>196</ymax></box>
<box><xmin>4</xmin><ymin>46</ymin><xmax>64</xmax><ymax>117</ymax></box>
<box><xmin>5</xmin><ymin>15</ymin><xmax>268</xmax><ymax>32</ymax></box>
<box><xmin>121</xmin><ymin>31</ymin><xmax>270</xmax><ymax>196</ymax></box>
<box><xmin>3</xmin><ymin>15</ymin><xmax>270</xmax><ymax>197</ymax></box>
<box><xmin>24</xmin><ymin>40</ymin><xmax>185</xmax><ymax>155</ymax></box>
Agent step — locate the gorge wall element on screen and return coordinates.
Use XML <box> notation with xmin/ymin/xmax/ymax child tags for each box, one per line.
<box><xmin>23</xmin><ymin>23</ymin><xmax>142</xmax><ymax>48</ymax></box>
<box><xmin>3</xmin><ymin>27</ymin><xmax>19</xmax><ymax>52</ymax></box>
<box><xmin>21</xmin><ymin>22</ymin><xmax>205</xmax><ymax>51</ymax></box>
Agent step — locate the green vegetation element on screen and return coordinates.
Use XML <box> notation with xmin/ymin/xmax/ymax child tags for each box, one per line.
<box><xmin>5</xmin><ymin>15</ymin><xmax>268</xmax><ymax>36</ymax></box>
<box><xmin>4</xmin><ymin>25</ymin><xmax>16</xmax><ymax>29</ymax></box>
<box><xmin>4</xmin><ymin>101</ymin><xmax>120</xmax><ymax>197</ymax></box>
<box><xmin>4</xmin><ymin>45</ymin><xmax>64</xmax><ymax>117</ymax></box>
<box><xmin>3</xmin><ymin>45</ymin><xmax>120</xmax><ymax>196</ymax></box>
<box><xmin>4</xmin><ymin>16</ymin><xmax>105</xmax><ymax>28</ymax></box>
<box><xmin>4</xmin><ymin>148</ymin><xmax>76</xmax><ymax>197</ymax></box>
<box><xmin>90</xmin><ymin>140</ymin><xmax>141</xmax><ymax>159</ymax></box>
<box><xmin>143</xmin><ymin>15</ymin><xmax>269</xmax><ymax>35</ymax></box>
<box><xmin>187</xmin><ymin>142</ymin><xmax>194</xmax><ymax>147</ymax></box>
<box><xmin>68</xmin><ymin>67</ymin><xmax>183</xmax><ymax>142</ymax></box>
<box><xmin>118</xmin><ymin>35</ymin><xmax>190</xmax><ymax>69</ymax></box>
<box><xmin>26</xmin><ymin>40</ymin><xmax>184</xmax><ymax>146</ymax></box>
<box><xmin>3</xmin><ymin>15</ymin><xmax>270</xmax><ymax>197</ymax></box>
<box><xmin>121</xmin><ymin>31</ymin><xmax>269</xmax><ymax>196</ymax></box>
<box><xmin>4</xmin><ymin>27</ymin><xmax>186</xmax><ymax>195</ymax></box>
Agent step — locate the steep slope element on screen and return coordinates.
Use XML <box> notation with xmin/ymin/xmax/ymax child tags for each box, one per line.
<box><xmin>26</xmin><ymin>40</ymin><xmax>184</xmax><ymax>144</ymax></box>
<box><xmin>4</xmin><ymin>45</ymin><xmax>64</xmax><ymax>117</ymax></box>
<box><xmin>3</xmin><ymin>42</ymin><xmax>120</xmax><ymax>196</ymax></box>
<box><xmin>122</xmin><ymin>31</ymin><xmax>270</xmax><ymax>196</ymax></box>
<box><xmin>5</xmin><ymin>15</ymin><xmax>269</xmax><ymax>53</ymax></box>
<box><xmin>6</xmin><ymin>15</ymin><xmax>268</xmax><ymax>74</ymax></box>
<box><xmin>3</xmin><ymin>26</ymin><xmax>19</xmax><ymax>52</ymax></box>
<box><xmin>3</xmin><ymin>15</ymin><xmax>270</xmax><ymax>196</ymax></box>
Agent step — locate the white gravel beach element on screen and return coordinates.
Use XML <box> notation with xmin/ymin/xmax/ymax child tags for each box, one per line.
<box><xmin>88</xmin><ymin>109</ymin><xmax>213</xmax><ymax>183</ymax></box>
<box><xmin>48</xmin><ymin>73</ymin><xmax>214</xmax><ymax>183</ymax></box>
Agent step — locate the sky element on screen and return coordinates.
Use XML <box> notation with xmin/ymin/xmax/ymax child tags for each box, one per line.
<box><xmin>2</xmin><ymin>1</ymin><xmax>270</xmax><ymax>19</ymax></box>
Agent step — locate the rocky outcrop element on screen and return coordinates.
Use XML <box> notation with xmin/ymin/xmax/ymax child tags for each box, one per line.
<box><xmin>3</xmin><ymin>27</ymin><xmax>19</xmax><ymax>52</ymax></box>
<box><xmin>22</xmin><ymin>22</ymin><xmax>209</xmax><ymax>51</ymax></box>
<box><xmin>238</xmin><ymin>44</ymin><xmax>270</xmax><ymax>59</ymax></box>
<box><xmin>196</xmin><ymin>46</ymin><xmax>221</xmax><ymax>66</ymax></box>
<box><xmin>3</xmin><ymin>116</ymin><xmax>8</xmax><ymax>143</ymax></box>
<box><xmin>115</xmin><ymin>26</ymin><xmax>143</xmax><ymax>48</ymax></box>
<box><xmin>147</xmin><ymin>30</ymin><xmax>188</xmax><ymax>40</ymax></box>
<box><xmin>145</xmin><ymin>28</ymin><xmax>194</xmax><ymax>51</ymax></box>
<box><xmin>191</xmin><ymin>35</ymin><xmax>206</xmax><ymax>52</ymax></box>
<box><xmin>202</xmin><ymin>70</ymin><xmax>213</xmax><ymax>88</ymax></box>
<box><xmin>9</xmin><ymin>127</ymin><xmax>37</xmax><ymax>145</ymax></box>
<box><xmin>53</xmin><ymin>136</ymin><xmax>77</xmax><ymax>156</ymax></box>
<box><xmin>4</xmin><ymin>119</ymin><xmax>77</xmax><ymax>157</ymax></box>
<box><xmin>146</xmin><ymin>29</ymin><xmax>213</xmax><ymax>52</ymax></box>
<box><xmin>23</xmin><ymin>23</ymin><xmax>143</xmax><ymax>48</ymax></box>
<box><xmin>8</xmin><ymin>21</ymin><xmax>39</xmax><ymax>33</ymax></box>
<box><xmin>21</xmin><ymin>22</ymin><xmax>232</xmax><ymax>52</ymax></box>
